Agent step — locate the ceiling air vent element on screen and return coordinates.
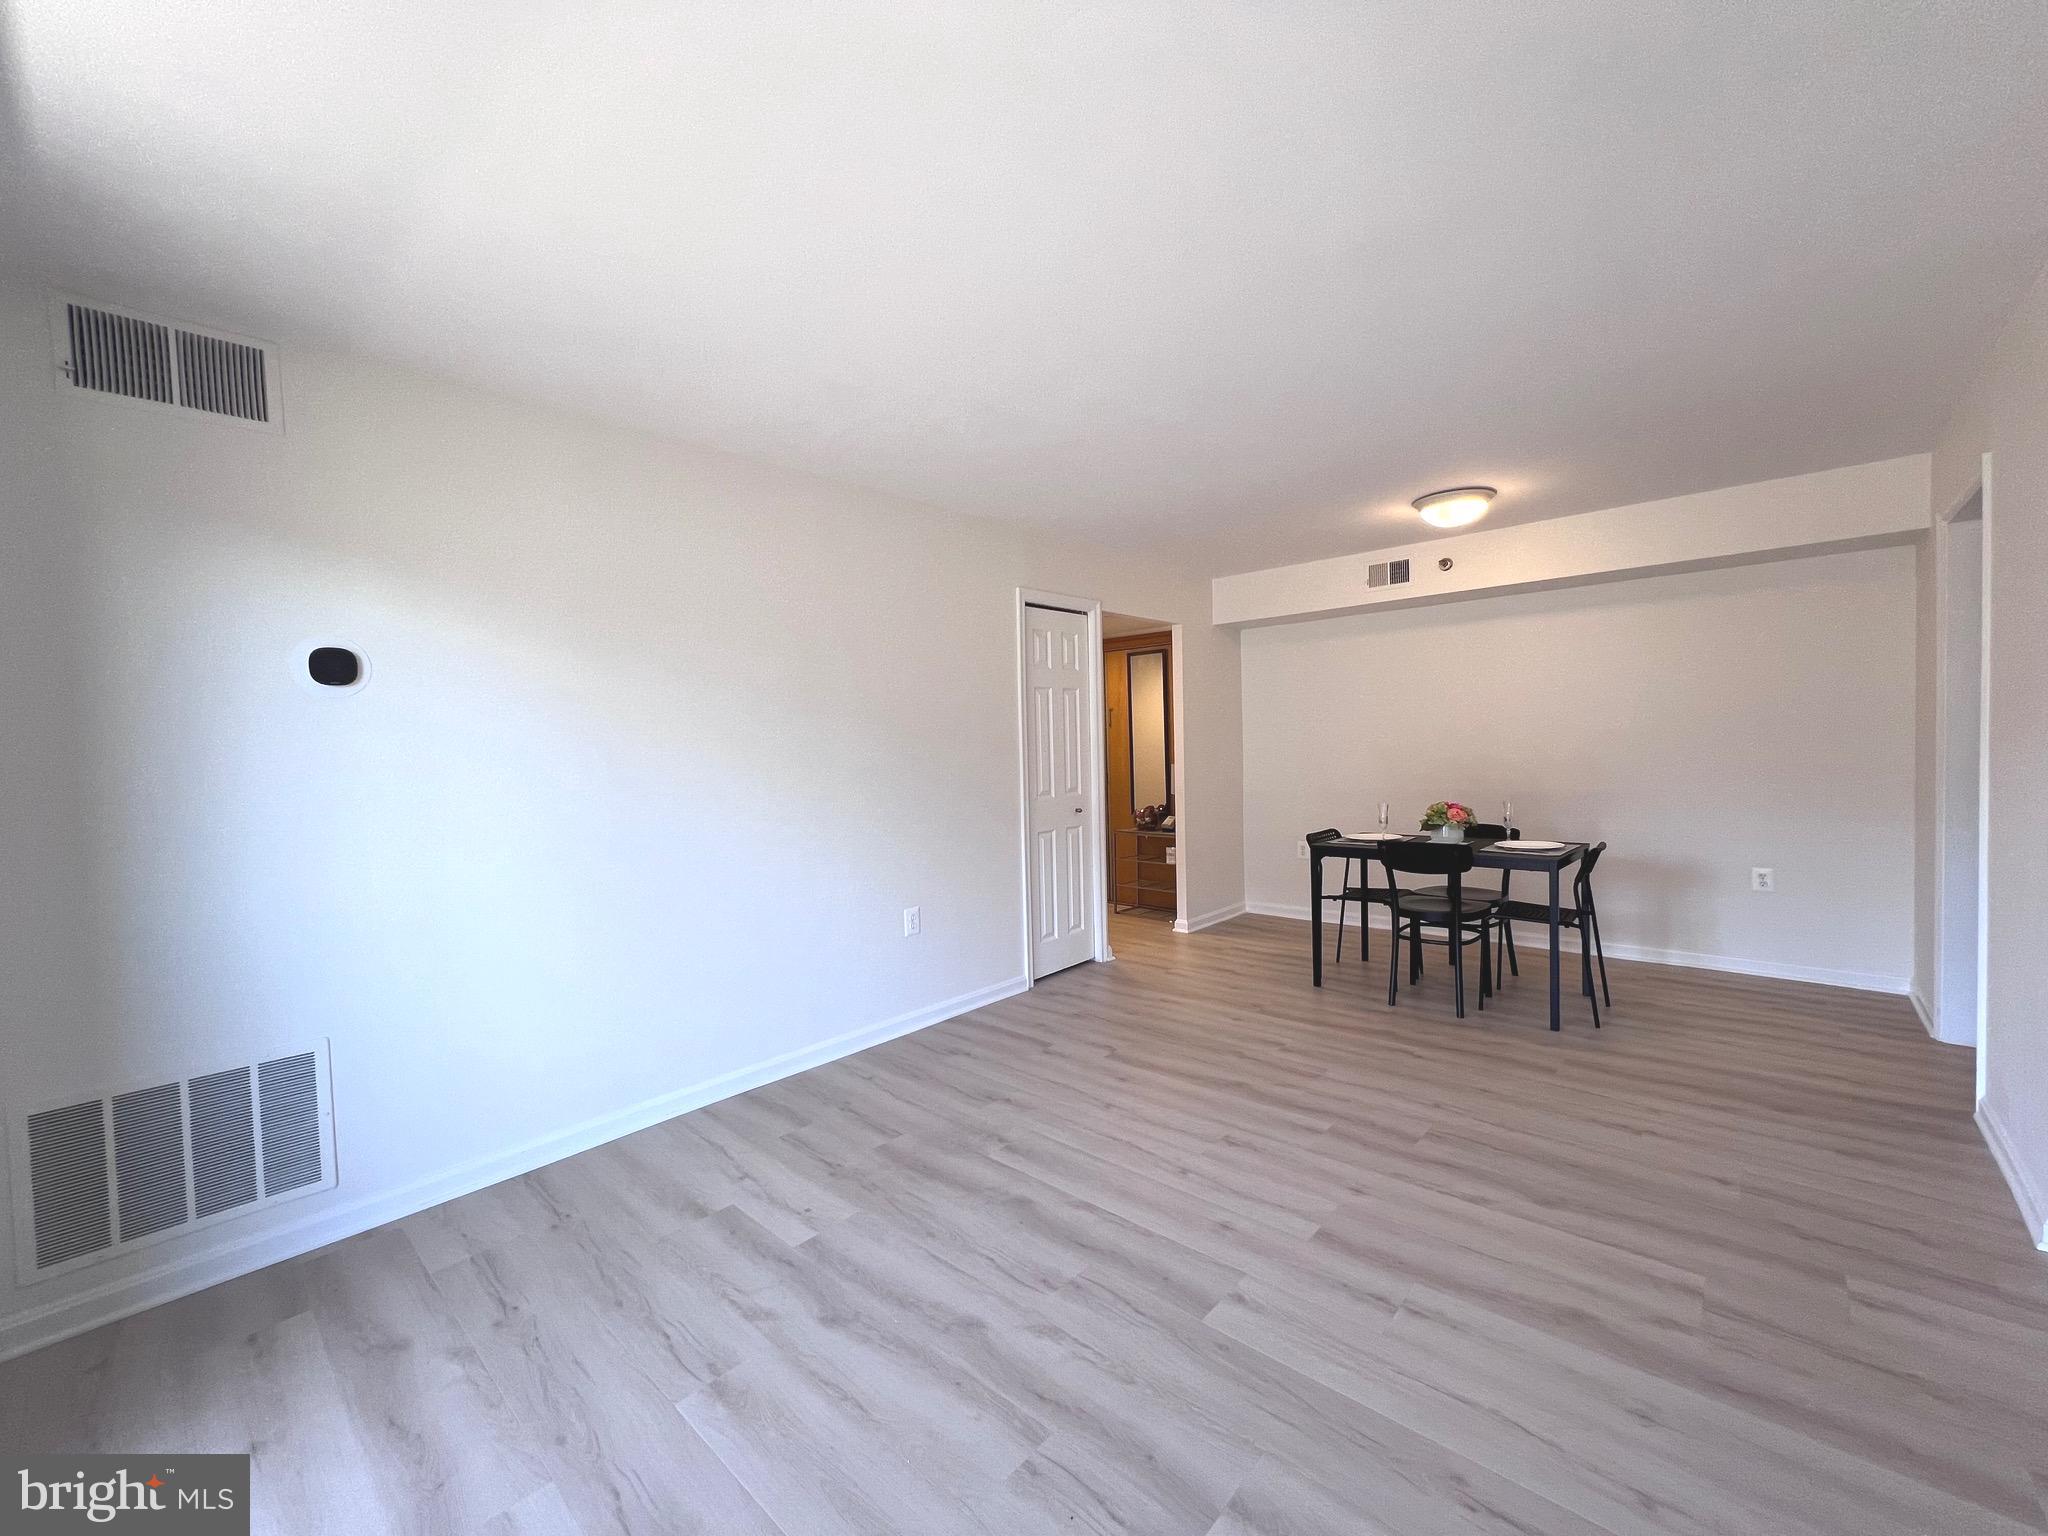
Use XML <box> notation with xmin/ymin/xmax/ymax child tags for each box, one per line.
<box><xmin>51</xmin><ymin>296</ymin><xmax>281</xmax><ymax>431</ymax></box>
<box><xmin>9</xmin><ymin>1045</ymin><xmax>332</xmax><ymax>1284</ymax></box>
<box><xmin>177</xmin><ymin>328</ymin><xmax>270</xmax><ymax>423</ymax></box>
<box><xmin>1366</xmin><ymin>558</ymin><xmax>1413</xmax><ymax>590</ymax></box>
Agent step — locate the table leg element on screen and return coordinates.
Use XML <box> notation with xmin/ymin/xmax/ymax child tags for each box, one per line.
<box><xmin>1311</xmin><ymin>850</ymin><xmax>1324</xmax><ymax>987</ymax></box>
<box><xmin>1548</xmin><ymin>866</ymin><xmax>1562</xmax><ymax>1031</ymax></box>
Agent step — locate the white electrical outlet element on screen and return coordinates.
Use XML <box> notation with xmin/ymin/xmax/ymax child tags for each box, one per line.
<box><xmin>1297</xmin><ymin>840</ymin><xmax>1310</xmax><ymax>860</ymax></box>
<box><xmin>903</xmin><ymin>906</ymin><xmax>921</xmax><ymax>936</ymax></box>
<box><xmin>1751</xmin><ymin>868</ymin><xmax>1774</xmax><ymax>892</ymax></box>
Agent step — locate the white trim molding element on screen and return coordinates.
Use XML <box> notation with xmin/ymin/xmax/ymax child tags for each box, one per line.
<box><xmin>0</xmin><ymin>973</ymin><xmax>1027</xmax><ymax>1364</ymax></box>
<box><xmin>1977</xmin><ymin>1101</ymin><xmax>2048</xmax><ymax>1251</ymax></box>
<box><xmin>1929</xmin><ymin>464</ymin><xmax>1994</xmax><ymax>1060</ymax></box>
<box><xmin>1972</xmin><ymin>452</ymin><xmax>1994</xmax><ymax>1103</ymax></box>
<box><xmin>1251</xmin><ymin>902</ymin><xmax>1410</xmax><ymax>925</ymax></box>
<box><xmin>1173</xmin><ymin>902</ymin><xmax>1246</xmax><ymax>935</ymax></box>
<box><xmin>1243</xmin><ymin>903</ymin><xmax>1911</xmax><ymax>996</ymax></box>
<box><xmin>1909</xmin><ymin>988</ymin><xmax>1938</xmax><ymax>1039</ymax></box>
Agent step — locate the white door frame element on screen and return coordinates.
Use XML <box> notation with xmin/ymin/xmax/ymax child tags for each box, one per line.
<box><xmin>1166</xmin><ymin>622</ymin><xmax>1192</xmax><ymax>932</ymax></box>
<box><xmin>1931</xmin><ymin>456</ymin><xmax>1993</xmax><ymax>1094</ymax></box>
<box><xmin>1015</xmin><ymin>588</ymin><xmax>1113</xmax><ymax>984</ymax></box>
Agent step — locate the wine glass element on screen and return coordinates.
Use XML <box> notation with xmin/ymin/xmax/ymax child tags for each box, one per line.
<box><xmin>1377</xmin><ymin>801</ymin><xmax>1390</xmax><ymax>836</ymax></box>
<box><xmin>1502</xmin><ymin>798</ymin><xmax>1513</xmax><ymax>837</ymax></box>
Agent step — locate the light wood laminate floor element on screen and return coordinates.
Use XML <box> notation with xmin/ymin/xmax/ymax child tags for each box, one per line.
<box><xmin>4</xmin><ymin>913</ymin><xmax>2046</xmax><ymax>1535</ymax></box>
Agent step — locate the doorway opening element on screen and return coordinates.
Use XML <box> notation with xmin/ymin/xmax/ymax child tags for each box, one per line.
<box><xmin>1934</xmin><ymin>476</ymin><xmax>1989</xmax><ymax>1087</ymax></box>
<box><xmin>1102</xmin><ymin>613</ymin><xmax>1180</xmax><ymax>927</ymax></box>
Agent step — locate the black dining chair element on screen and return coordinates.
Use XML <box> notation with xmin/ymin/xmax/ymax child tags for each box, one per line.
<box><xmin>1378</xmin><ymin>841</ymin><xmax>1502</xmax><ymax>1018</ymax></box>
<box><xmin>1498</xmin><ymin>840</ymin><xmax>1610</xmax><ymax>1024</ymax></box>
<box><xmin>1417</xmin><ymin>824</ymin><xmax>1520</xmax><ymax>985</ymax></box>
<box><xmin>1306</xmin><ymin>828</ymin><xmax>1386</xmax><ymax>962</ymax></box>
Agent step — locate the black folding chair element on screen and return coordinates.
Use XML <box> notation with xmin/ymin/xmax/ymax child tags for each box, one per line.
<box><xmin>1306</xmin><ymin>828</ymin><xmax>1388</xmax><ymax>962</ymax></box>
<box><xmin>1417</xmin><ymin>823</ymin><xmax>1519</xmax><ymax>985</ymax></box>
<box><xmin>1378</xmin><ymin>841</ymin><xmax>1502</xmax><ymax>1018</ymax></box>
<box><xmin>1498</xmin><ymin>840</ymin><xmax>1611</xmax><ymax>1024</ymax></box>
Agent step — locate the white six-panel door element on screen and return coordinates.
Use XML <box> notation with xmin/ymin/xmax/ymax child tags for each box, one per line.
<box><xmin>1025</xmin><ymin>605</ymin><xmax>1097</xmax><ymax>977</ymax></box>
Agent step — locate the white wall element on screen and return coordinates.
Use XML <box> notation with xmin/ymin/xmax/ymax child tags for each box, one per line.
<box><xmin>1932</xmin><ymin>261</ymin><xmax>2048</xmax><ymax>1247</ymax></box>
<box><xmin>1241</xmin><ymin>547</ymin><xmax>1917</xmax><ymax>990</ymax></box>
<box><xmin>0</xmin><ymin>272</ymin><xmax>1244</xmax><ymax>1354</ymax></box>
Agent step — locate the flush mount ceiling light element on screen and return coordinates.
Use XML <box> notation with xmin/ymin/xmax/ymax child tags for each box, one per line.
<box><xmin>1412</xmin><ymin>486</ymin><xmax>1496</xmax><ymax>529</ymax></box>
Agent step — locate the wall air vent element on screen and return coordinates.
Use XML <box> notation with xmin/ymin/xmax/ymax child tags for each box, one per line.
<box><xmin>9</xmin><ymin>1045</ymin><xmax>332</xmax><ymax>1285</ymax></box>
<box><xmin>51</xmin><ymin>296</ymin><xmax>281</xmax><ymax>431</ymax></box>
<box><xmin>1366</xmin><ymin>558</ymin><xmax>1414</xmax><ymax>591</ymax></box>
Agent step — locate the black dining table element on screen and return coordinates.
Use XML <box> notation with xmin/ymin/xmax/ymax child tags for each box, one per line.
<box><xmin>1309</xmin><ymin>833</ymin><xmax>1590</xmax><ymax>1030</ymax></box>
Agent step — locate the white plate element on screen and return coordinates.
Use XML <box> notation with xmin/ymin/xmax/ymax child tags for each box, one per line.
<box><xmin>1492</xmin><ymin>839</ymin><xmax>1567</xmax><ymax>852</ymax></box>
<box><xmin>1343</xmin><ymin>831</ymin><xmax>1409</xmax><ymax>841</ymax></box>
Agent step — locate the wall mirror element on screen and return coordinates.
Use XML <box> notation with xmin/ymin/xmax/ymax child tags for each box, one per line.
<box><xmin>1127</xmin><ymin>648</ymin><xmax>1171</xmax><ymax>812</ymax></box>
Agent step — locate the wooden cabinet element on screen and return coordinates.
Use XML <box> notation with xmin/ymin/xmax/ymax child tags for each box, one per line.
<box><xmin>1112</xmin><ymin>826</ymin><xmax>1177</xmax><ymax>914</ymax></box>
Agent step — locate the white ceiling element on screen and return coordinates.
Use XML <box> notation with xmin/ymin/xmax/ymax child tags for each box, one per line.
<box><xmin>4</xmin><ymin>1</ymin><xmax>2045</xmax><ymax>574</ymax></box>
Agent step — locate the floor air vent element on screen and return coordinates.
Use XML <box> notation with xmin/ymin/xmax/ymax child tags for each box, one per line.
<box><xmin>51</xmin><ymin>296</ymin><xmax>281</xmax><ymax>430</ymax></box>
<box><xmin>9</xmin><ymin>1046</ymin><xmax>332</xmax><ymax>1284</ymax></box>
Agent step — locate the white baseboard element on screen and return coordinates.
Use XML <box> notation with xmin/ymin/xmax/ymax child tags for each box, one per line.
<box><xmin>1173</xmin><ymin>902</ymin><xmax>1246</xmax><ymax>935</ymax></box>
<box><xmin>0</xmin><ymin>973</ymin><xmax>1027</xmax><ymax>1365</ymax></box>
<box><xmin>1977</xmin><ymin>1100</ymin><xmax>2048</xmax><ymax>1252</ymax></box>
<box><xmin>1908</xmin><ymin>985</ymin><xmax>1977</xmax><ymax>1048</ymax></box>
<box><xmin>1243</xmin><ymin>901</ymin><xmax>1910</xmax><ymax>996</ymax></box>
<box><xmin>1909</xmin><ymin>987</ymin><xmax>1937</xmax><ymax>1037</ymax></box>
<box><xmin>1248</xmin><ymin>900</ymin><xmax>1390</xmax><ymax>927</ymax></box>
